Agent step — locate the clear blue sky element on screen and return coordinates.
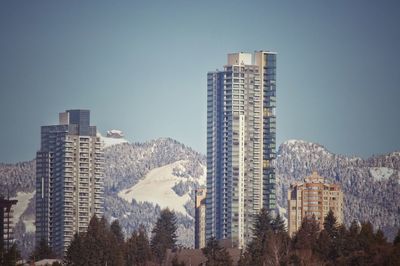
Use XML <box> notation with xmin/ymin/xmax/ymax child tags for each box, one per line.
<box><xmin>1</xmin><ymin>0</ymin><xmax>400</xmax><ymax>163</ymax></box>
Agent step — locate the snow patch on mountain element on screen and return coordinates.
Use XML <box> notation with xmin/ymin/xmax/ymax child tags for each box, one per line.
<box><xmin>369</xmin><ymin>167</ymin><xmax>394</xmax><ymax>181</ymax></box>
<box><xmin>101</xmin><ymin>136</ymin><xmax>129</xmax><ymax>148</ymax></box>
<box><xmin>277</xmin><ymin>204</ymin><xmax>288</xmax><ymax>228</ymax></box>
<box><xmin>12</xmin><ymin>192</ymin><xmax>35</xmax><ymax>229</ymax></box>
<box><xmin>118</xmin><ymin>160</ymin><xmax>201</xmax><ymax>216</ymax></box>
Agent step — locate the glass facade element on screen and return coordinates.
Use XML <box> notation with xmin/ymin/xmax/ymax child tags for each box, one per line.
<box><xmin>206</xmin><ymin>52</ymin><xmax>277</xmax><ymax>248</ymax></box>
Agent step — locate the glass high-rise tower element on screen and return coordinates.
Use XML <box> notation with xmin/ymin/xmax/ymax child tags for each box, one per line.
<box><xmin>206</xmin><ymin>51</ymin><xmax>276</xmax><ymax>248</ymax></box>
<box><xmin>35</xmin><ymin>110</ymin><xmax>104</xmax><ymax>256</ymax></box>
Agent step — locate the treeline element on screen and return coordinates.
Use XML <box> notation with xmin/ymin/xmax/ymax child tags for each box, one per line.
<box><xmin>0</xmin><ymin>242</ymin><xmax>21</xmax><ymax>266</ymax></box>
<box><xmin>236</xmin><ymin>209</ymin><xmax>400</xmax><ymax>266</ymax></box>
<box><xmin>19</xmin><ymin>208</ymin><xmax>400</xmax><ymax>266</ymax></box>
<box><xmin>65</xmin><ymin>208</ymin><xmax>177</xmax><ymax>266</ymax></box>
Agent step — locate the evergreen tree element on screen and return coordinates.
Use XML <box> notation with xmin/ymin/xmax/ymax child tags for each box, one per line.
<box><xmin>2</xmin><ymin>243</ymin><xmax>21</xmax><ymax>266</ymax></box>
<box><xmin>348</xmin><ymin>220</ymin><xmax>361</xmax><ymax>237</ymax></box>
<box><xmin>65</xmin><ymin>233</ymin><xmax>85</xmax><ymax>266</ymax></box>
<box><xmin>323</xmin><ymin>210</ymin><xmax>338</xmax><ymax>238</ymax></box>
<box><xmin>202</xmin><ymin>237</ymin><xmax>233</xmax><ymax>266</ymax></box>
<box><xmin>335</xmin><ymin>224</ymin><xmax>348</xmax><ymax>258</ymax></box>
<box><xmin>272</xmin><ymin>213</ymin><xmax>286</xmax><ymax>233</ymax></box>
<box><xmin>292</xmin><ymin>216</ymin><xmax>319</xmax><ymax>251</ymax></box>
<box><xmin>252</xmin><ymin>208</ymin><xmax>273</xmax><ymax>240</ymax></box>
<box><xmin>291</xmin><ymin>216</ymin><xmax>320</xmax><ymax>265</ymax></box>
<box><xmin>171</xmin><ymin>254</ymin><xmax>185</xmax><ymax>266</ymax></box>
<box><xmin>393</xmin><ymin>229</ymin><xmax>400</xmax><ymax>246</ymax></box>
<box><xmin>125</xmin><ymin>225</ymin><xmax>152</xmax><ymax>266</ymax></box>
<box><xmin>136</xmin><ymin>226</ymin><xmax>152</xmax><ymax>265</ymax></box>
<box><xmin>314</xmin><ymin>229</ymin><xmax>331</xmax><ymax>261</ymax></box>
<box><xmin>246</xmin><ymin>208</ymin><xmax>273</xmax><ymax>265</ymax></box>
<box><xmin>108</xmin><ymin>220</ymin><xmax>125</xmax><ymax>266</ymax></box>
<box><xmin>315</xmin><ymin>210</ymin><xmax>341</xmax><ymax>262</ymax></box>
<box><xmin>357</xmin><ymin>222</ymin><xmax>375</xmax><ymax>251</ymax></box>
<box><xmin>83</xmin><ymin>215</ymin><xmax>104</xmax><ymax>265</ymax></box>
<box><xmin>111</xmin><ymin>220</ymin><xmax>125</xmax><ymax>245</ymax></box>
<box><xmin>100</xmin><ymin>216</ymin><xmax>124</xmax><ymax>266</ymax></box>
<box><xmin>151</xmin><ymin>208</ymin><xmax>178</xmax><ymax>264</ymax></box>
<box><xmin>30</xmin><ymin>238</ymin><xmax>55</xmax><ymax>261</ymax></box>
<box><xmin>343</xmin><ymin>220</ymin><xmax>361</xmax><ymax>255</ymax></box>
<box><xmin>374</xmin><ymin>229</ymin><xmax>387</xmax><ymax>245</ymax></box>
<box><xmin>388</xmin><ymin>233</ymin><xmax>400</xmax><ymax>266</ymax></box>
<box><xmin>66</xmin><ymin>215</ymin><xmax>125</xmax><ymax>266</ymax></box>
<box><xmin>125</xmin><ymin>231</ymin><xmax>138</xmax><ymax>266</ymax></box>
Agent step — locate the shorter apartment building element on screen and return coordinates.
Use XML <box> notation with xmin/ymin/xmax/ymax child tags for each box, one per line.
<box><xmin>0</xmin><ymin>197</ymin><xmax>18</xmax><ymax>250</ymax></box>
<box><xmin>288</xmin><ymin>171</ymin><xmax>343</xmax><ymax>236</ymax></box>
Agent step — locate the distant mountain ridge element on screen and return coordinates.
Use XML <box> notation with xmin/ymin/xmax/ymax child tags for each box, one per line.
<box><xmin>277</xmin><ymin>139</ymin><xmax>400</xmax><ymax>239</ymax></box>
<box><xmin>1</xmin><ymin>137</ymin><xmax>399</xmax><ymax>257</ymax></box>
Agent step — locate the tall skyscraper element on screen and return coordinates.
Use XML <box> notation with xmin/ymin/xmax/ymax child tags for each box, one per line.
<box><xmin>287</xmin><ymin>172</ymin><xmax>344</xmax><ymax>236</ymax></box>
<box><xmin>206</xmin><ymin>51</ymin><xmax>277</xmax><ymax>248</ymax></box>
<box><xmin>35</xmin><ymin>110</ymin><xmax>104</xmax><ymax>256</ymax></box>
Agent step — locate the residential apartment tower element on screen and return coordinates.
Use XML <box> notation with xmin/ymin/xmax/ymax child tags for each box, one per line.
<box><xmin>35</xmin><ymin>110</ymin><xmax>104</xmax><ymax>256</ymax></box>
<box><xmin>206</xmin><ymin>51</ymin><xmax>277</xmax><ymax>248</ymax></box>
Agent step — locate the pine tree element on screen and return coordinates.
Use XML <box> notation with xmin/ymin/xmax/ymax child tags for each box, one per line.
<box><xmin>136</xmin><ymin>226</ymin><xmax>152</xmax><ymax>265</ymax></box>
<box><xmin>2</xmin><ymin>243</ymin><xmax>21</xmax><ymax>266</ymax></box>
<box><xmin>388</xmin><ymin>232</ymin><xmax>400</xmax><ymax>266</ymax></box>
<box><xmin>65</xmin><ymin>233</ymin><xmax>85</xmax><ymax>266</ymax></box>
<box><xmin>30</xmin><ymin>237</ymin><xmax>55</xmax><ymax>261</ymax></box>
<box><xmin>83</xmin><ymin>215</ymin><xmax>104</xmax><ymax>265</ymax></box>
<box><xmin>111</xmin><ymin>220</ymin><xmax>125</xmax><ymax>244</ymax></box>
<box><xmin>202</xmin><ymin>237</ymin><xmax>233</xmax><ymax>266</ymax></box>
<box><xmin>314</xmin><ymin>210</ymin><xmax>341</xmax><ymax>262</ymax></box>
<box><xmin>272</xmin><ymin>213</ymin><xmax>286</xmax><ymax>233</ymax></box>
<box><xmin>393</xmin><ymin>229</ymin><xmax>400</xmax><ymax>246</ymax></box>
<box><xmin>109</xmin><ymin>220</ymin><xmax>125</xmax><ymax>266</ymax></box>
<box><xmin>323</xmin><ymin>210</ymin><xmax>338</xmax><ymax>238</ymax></box>
<box><xmin>125</xmin><ymin>231</ymin><xmax>138</xmax><ymax>266</ymax></box>
<box><xmin>374</xmin><ymin>229</ymin><xmax>387</xmax><ymax>245</ymax></box>
<box><xmin>314</xmin><ymin>229</ymin><xmax>331</xmax><ymax>261</ymax></box>
<box><xmin>252</xmin><ymin>208</ymin><xmax>273</xmax><ymax>240</ymax></box>
<box><xmin>348</xmin><ymin>220</ymin><xmax>361</xmax><ymax>237</ymax></box>
<box><xmin>171</xmin><ymin>254</ymin><xmax>185</xmax><ymax>266</ymax></box>
<box><xmin>292</xmin><ymin>216</ymin><xmax>319</xmax><ymax>251</ymax></box>
<box><xmin>151</xmin><ymin>208</ymin><xmax>178</xmax><ymax>264</ymax></box>
<box><xmin>357</xmin><ymin>222</ymin><xmax>375</xmax><ymax>251</ymax></box>
<box><xmin>291</xmin><ymin>216</ymin><xmax>320</xmax><ymax>265</ymax></box>
<box><xmin>246</xmin><ymin>208</ymin><xmax>273</xmax><ymax>265</ymax></box>
<box><xmin>335</xmin><ymin>224</ymin><xmax>348</xmax><ymax>258</ymax></box>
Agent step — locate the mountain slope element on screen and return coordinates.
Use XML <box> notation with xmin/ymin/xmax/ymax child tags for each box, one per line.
<box><xmin>277</xmin><ymin>140</ymin><xmax>400</xmax><ymax>239</ymax></box>
<box><xmin>1</xmin><ymin>138</ymin><xmax>399</xmax><ymax>256</ymax></box>
<box><xmin>103</xmin><ymin>138</ymin><xmax>205</xmax><ymax>247</ymax></box>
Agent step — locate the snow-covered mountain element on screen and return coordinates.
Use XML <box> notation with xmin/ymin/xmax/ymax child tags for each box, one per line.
<box><xmin>1</xmin><ymin>138</ymin><xmax>399</xmax><ymax>257</ymax></box>
<box><xmin>103</xmin><ymin>138</ymin><xmax>205</xmax><ymax>247</ymax></box>
<box><xmin>277</xmin><ymin>139</ymin><xmax>400</xmax><ymax>239</ymax></box>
